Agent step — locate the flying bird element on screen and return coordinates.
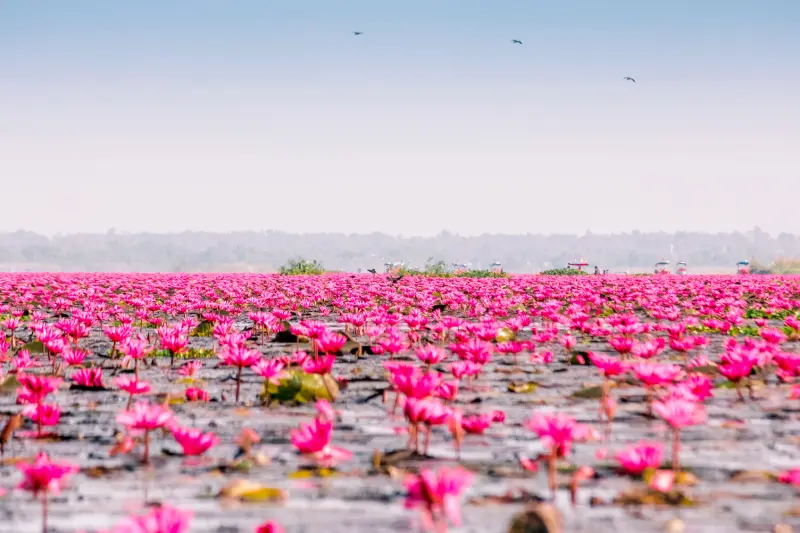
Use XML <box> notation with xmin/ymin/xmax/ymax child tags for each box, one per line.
<box><xmin>623</xmin><ymin>77</ymin><xmax>635</xmax><ymax>83</ymax></box>
<box><xmin>511</xmin><ymin>39</ymin><xmax>522</xmax><ymax>44</ymax></box>
<box><xmin>353</xmin><ymin>31</ymin><xmax>363</xmax><ymax>36</ymax></box>
<box><xmin>367</xmin><ymin>269</ymin><xmax>377</xmax><ymax>275</ymax></box>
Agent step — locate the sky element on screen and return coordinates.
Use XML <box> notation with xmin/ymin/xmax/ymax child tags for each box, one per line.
<box><xmin>1</xmin><ymin>0</ymin><xmax>799</xmax><ymax>237</ymax></box>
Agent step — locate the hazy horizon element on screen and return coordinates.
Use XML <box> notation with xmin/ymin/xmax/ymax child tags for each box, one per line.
<box><xmin>2</xmin><ymin>0</ymin><xmax>799</xmax><ymax>237</ymax></box>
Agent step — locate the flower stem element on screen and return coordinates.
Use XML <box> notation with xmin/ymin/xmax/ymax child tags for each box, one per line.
<box><xmin>235</xmin><ymin>366</ymin><xmax>242</xmax><ymax>403</ymax></box>
<box><xmin>672</xmin><ymin>428</ymin><xmax>681</xmax><ymax>474</ymax></box>
<box><xmin>42</xmin><ymin>492</ymin><xmax>48</xmax><ymax>533</ymax></box>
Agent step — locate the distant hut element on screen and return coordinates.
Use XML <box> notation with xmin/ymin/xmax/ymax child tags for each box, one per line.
<box><xmin>654</xmin><ymin>260</ymin><xmax>670</xmax><ymax>275</ymax></box>
<box><xmin>567</xmin><ymin>259</ymin><xmax>589</xmax><ymax>272</ymax></box>
<box><xmin>384</xmin><ymin>260</ymin><xmax>405</xmax><ymax>275</ymax></box>
<box><xmin>489</xmin><ymin>261</ymin><xmax>503</xmax><ymax>274</ymax></box>
<box><xmin>451</xmin><ymin>262</ymin><xmax>469</xmax><ymax>275</ymax></box>
<box><xmin>736</xmin><ymin>260</ymin><xmax>750</xmax><ymax>275</ymax></box>
<box><xmin>675</xmin><ymin>261</ymin><xmax>687</xmax><ymax>275</ymax></box>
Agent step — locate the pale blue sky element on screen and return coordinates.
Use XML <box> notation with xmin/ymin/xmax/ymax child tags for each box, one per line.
<box><xmin>1</xmin><ymin>1</ymin><xmax>798</xmax><ymax>236</ymax></box>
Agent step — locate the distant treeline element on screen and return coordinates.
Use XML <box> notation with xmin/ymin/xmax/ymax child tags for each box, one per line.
<box><xmin>0</xmin><ymin>228</ymin><xmax>797</xmax><ymax>273</ymax></box>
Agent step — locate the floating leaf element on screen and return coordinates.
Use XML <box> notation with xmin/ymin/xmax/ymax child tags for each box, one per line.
<box><xmin>729</xmin><ymin>470</ymin><xmax>777</xmax><ymax>483</ymax></box>
<box><xmin>690</xmin><ymin>365</ymin><xmax>718</xmax><ymax>376</ymax></box>
<box><xmin>508</xmin><ymin>381</ymin><xmax>538</xmax><ymax>394</ymax></box>
<box><xmin>0</xmin><ymin>375</ymin><xmax>21</xmax><ymax>395</ymax></box>
<box><xmin>21</xmin><ymin>340</ymin><xmax>45</xmax><ymax>354</ymax></box>
<box><xmin>467</xmin><ymin>488</ymin><xmax>543</xmax><ymax>506</ymax></box>
<box><xmin>265</xmin><ymin>370</ymin><xmax>339</xmax><ymax>404</ymax></box>
<box><xmin>288</xmin><ymin>467</ymin><xmax>336</xmax><ymax>479</ymax></box>
<box><xmin>218</xmin><ymin>479</ymin><xmax>287</xmax><ymax>502</ymax></box>
<box><xmin>613</xmin><ymin>487</ymin><xmax>694</xmax><ymax>507</ymax></box>
<box><xmin>569</xmin><ymin>351</ymin><xmax>592</xmax><ymax>366</ymax></box>
<box><xmin>506</xmin><ymin>503</ymin><xmax>563</xmax><ymax>533</ymax></box>
<box><xmin>190</xmin><ymin>320</ymin><xmax>214</xmax><ymax>337</ymax></box>
<box><xmin>495</xmin><ymin>327</ymin><xmax>515</xmax><ymax>343</ymax></box>
<box><xmin>571</xmin><ymin>385</ymin><xmax>605</xmax><ymax>399</ymax></box>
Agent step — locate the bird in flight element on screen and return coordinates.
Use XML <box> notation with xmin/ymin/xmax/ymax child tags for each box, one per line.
<box><xmin>353</xmin><ymin>31</ymin><xmax>363</xmax><ymax>36</ymax></box>
<box><xmin>623</xmin><ymin>76</ymin><xmax>635</xmax><ymax>83</ymax></box>
<box><xmin>367</xmin><ymin>268</ymin><xmax>377</xmax><ymax>275</ymax></box>
<box><xmin>511</xmin><ymin>39</ymin><xmax>522</xmax><ymax>44</ymax></box>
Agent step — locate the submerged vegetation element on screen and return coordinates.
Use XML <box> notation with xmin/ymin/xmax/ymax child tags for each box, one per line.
<box><xmin>279</xmin><ymin>258</ymin><xmax>326</xmax><ymax>275</ymax></box>
<box><xmin>540</xmin><ymin>268</ymin><xmax>589</xmax><ymax>276</ymax></box>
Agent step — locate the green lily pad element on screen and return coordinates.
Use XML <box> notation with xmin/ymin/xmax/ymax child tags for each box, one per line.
<box><xmin>571</xmin><ymin>385</ymin><xmax>604</xmax><ymax>399</ymax></box>
<box><xmin>21</xmin><ymin>340</ymin><xmax>45</xmax><ymax>354</ymax></box>
<box><xmin>265</xmin><ymin>369</ymin><xmax>339</xmax><ymax>404</ymax></box>
<box><xmin>190</xmin><ymin>320</ymin><xmax>214</xmax><ymax>337</ymax></box>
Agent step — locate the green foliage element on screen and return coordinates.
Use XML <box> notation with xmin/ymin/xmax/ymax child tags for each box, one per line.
<box><xmin>263</xmin><ymin>369</ymin><xmax>338</xmax><ymax>404</ymax></box>
<box><xmin>457</xmin><ymin>269</ymin><xmax>508</xmax><ymax>278</ymax></box>
<box><xmin>750</xmin><ymin>257</ymin><xmax>800</xmax><ymax>274</ymax></box>
<box><xmin>728</xmin><ymin>325</ymin><xmax>761</xmax><ymax>337</ymax></box>
<box><xmin>744</xmin><ymin>307</ymin><xmax>793</xmax><ymax>320</ymax></box>
<box><xmin>540</xmin><ymin>268</ymin><xmax>589</xmax><ymax>276</ymax></box>
<box><xmin>279</xmin><ymin>258</ymin><xmax>325</xmax><ymax>275</ymax></box>
<box><xmin>395</xmin><ymin>261</ymin><xmax>507</xmax><ymax>278</ymax></box>
<box><xmin>151</xmin><ymin>347</ymin><xmax>216</xmax><ymax>359</ymax></box>
<box><xmin>191</xmin><ymin>320</ymin><xmax>215</xmax><ymax>337</ymax></box>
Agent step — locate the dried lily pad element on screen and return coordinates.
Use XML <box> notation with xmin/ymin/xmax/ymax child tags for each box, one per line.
<box><xmin>218</xmin><ymin>479</ymin><xmax>287</xmax><ymax>502</ymax></box>
<box><xmin>571</xmin><ymin>385</ymin><xmax>605</xmax><ymax>399</ymax></box>
<box><xmin>287</xmin><ymin>466</ymin><xmax>337</xmax><ymax>479</ymax></box>
<box><xmin>508</xmin><ymin>381</ymin><xmax>538</xmax><ymax>394</ymax></box>
<box><xmin>613</xmin><ymin>487</ymin><xmax>695</xmax><ymax>507</ymax></box>
<box><xmin>495</xmin><ymin>327</ymin><xmax>515</xmax><ymax>343</ymax></box>
<box><xmin>569</xmin><ymin>352</ymin><xmax>592</xmax><ymax>366</ymax></box>
<box><xmin>690</xmin><ymin>365</ymin><xmax>718</xmax><ymax>376</ymax></box>
<box><xmin>506</xmin><ymin>503</ymin><xmax>563</xmax><ymax>533</ymax></box>
<box><xmin>729</xmin><ymin>470</ymin><xmax>778</xmax><ymax>483</ymax></box>
<box><xmin>468</xmin><ymin>489</ymin><xmax>544</xmax><ymax>506</ymax></box>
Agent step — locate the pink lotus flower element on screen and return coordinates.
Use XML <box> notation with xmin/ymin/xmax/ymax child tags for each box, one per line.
<box><xmin>301</xmin><ymin>354</ymin><xmax>335</xmax><ymax>375</ymax></box>
<box><xmin>171</xmin><ymin>426</ymin><xmax>219</xmax><ymax>456</ymax></box>
<box><xmin>315</xmin><ymin>399</ymin><xmax>337</xmax><ymax>421</ymax></box>
<box><xmin>23</xmin><ymin>403</ymin><xmax>61</xmax><ymax>430</ymax></box>
<box><xmin>403</xmin><ymin>467</ymin><xmax>473</xmax><ymax>533</ymax></box>
<box><xmin>219</xmin><ymin>345</ymin><xmax>261</xmax><ymax>403</ymax></box>
<box><xmin>117</xmin><ymin>402</ymin><xmax>174</xmax><ymax>464</ymax></box>
<box><xmin>177</xmin><ymin>361</ymin><xmax>203</xmax><ymax>378</ymax></box>
<box><xmin>653</xmin><ymin>397</ymin><xmax>706</xmax><ymax>473</ymax></box>
<box><xmin>435</xmin><ymin>380</ymin><xmax>460</xmax><ymax>401</ymax></box>
<box><xmin>62</xmin><ymin>346</ymin><xmax>88</xmax><ymax>366</ymax></box>
<box><xmin>256</xmin><ymin>521</ymin><xmax>285</xmax><ymax>533</ymax></box>
<box><xmin>109</xmin><ymin>504</ymin><xmax>192</xmax><ymax>533</ymax></box>
<box><xmin>185</xmin><ymin>387</ymin><xmax>210</xmax><ymax>402</ymax></box>
<box><xmin>290</xmin><ymin>418</ymin><xmax>352</xmax><ymax>467</ymax></box>
<box><xmin>416</xmin><ymin>344</ymin><xmax>447</xmax><ymax>366</ymax></box>
<box><xmin>114</xmin><ymin>376</ymin><xmax>152</xmax><ymax>409</ymax></box>
<box><xmin>13</xmin><ymin>349</ymin><xmax>41</xmax><ymax>372</ymax></box>
<box><xmin>608</xmin><ymin>336</ymin><xmax>634</xmax><ymax>355</ymax></box>
<box><xmin>17</xmin><ymin>452</ymin><xmax>78</xmax><ymax>533</ymax></box>
<box><xmin>588</xmin><ymin>352</ymin><xmax>626</xmax><ymax>378</ymax></box>
<box><xmin>616</xmin><ymin>441</ymin><xmax>664</xmax><ymax>475</ymax></box>
<box><xmin>71</xmin><ymin>367</ymin><xmax>105</xmax><ymax>389</ymax></box>
<box><xmin>17</xmin><ymin>374</ymin><xmax>61</xmax><ymax>401</ymax></box>
<box><xmin>649</xmin><ymin>469</ymin><xmax>675</xmax><ymax>492</ymax></box>
<box><xmin>526</xmin><ymin>412</ymin><xmax>592</xmax><ymax>495</ymax></box>
<box><xmin>314</xmin><ymin>330</ymin><xmax>347</xmax><ymax>354</ymax></box>
<box><xmin>778</xmin><ymin>468</ymin><xmax>800</xmax><ymax>487</ymax></box>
